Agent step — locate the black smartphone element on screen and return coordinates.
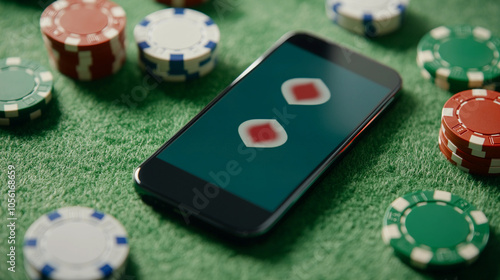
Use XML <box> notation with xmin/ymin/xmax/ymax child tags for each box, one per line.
<box><xmin>134</xmin><ymin>31</ymin><xmax>402</xmax><ymax>237</ymax></box>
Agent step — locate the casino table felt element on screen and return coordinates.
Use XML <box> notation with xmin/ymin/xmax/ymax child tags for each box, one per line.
<box><xmin>1</xmin><ymin>0</ymin><xmax>500</xmax><ymax>279</ymax></box>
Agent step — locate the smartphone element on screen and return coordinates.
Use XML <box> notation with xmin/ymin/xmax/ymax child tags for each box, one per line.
<box><xmin>134</xmin><ymin>31</ymin><xmax>402</xmax><ymax>237</ymax></box>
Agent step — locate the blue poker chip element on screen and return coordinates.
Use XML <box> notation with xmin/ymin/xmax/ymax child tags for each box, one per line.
<box><xmin>325</xmin><ymin>0</ymin><xmax>409</xmax><ymax>37</ymax></box>
<box><xmin>23</xmin><ymin>206</ymin><xmax>129</xmax><ymax>279</ymax></box>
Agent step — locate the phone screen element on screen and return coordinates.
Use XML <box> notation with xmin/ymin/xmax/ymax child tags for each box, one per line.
<box><xmin>155</xmin><ymin>41</ymin><xmax>391</xmax><ymax>212</ymax></box>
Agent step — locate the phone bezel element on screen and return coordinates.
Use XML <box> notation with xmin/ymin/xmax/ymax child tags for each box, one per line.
<box><xmin>134</xmin><ymin>31</ymin><xmax>402</xmax><ymax>237</ymax></box>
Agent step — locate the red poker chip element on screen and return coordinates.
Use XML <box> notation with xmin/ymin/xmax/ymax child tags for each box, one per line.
<box><xmin>51</xmin><ymin>49</ymin><xmax>126</xmax><ymax>66</ymax></box>
<box><xmin>439</xmin><ymin>133</ymin><xmax>500</xmax><ymax>176</ymax></box>
<box><xmin>441</xmin><ymin>89</ymin><xmax>500</xmax><ymax>157</ymax></box>
<box><xmin>155</xmin><ymin>0</ymin><xmax>208</xmax><ymax>7</ymax></box>
<box><xmin>440</xmin><ymin>124</ymin><xmax>500</xmax><ymax>159</ymax></box>
<box><xmin>40</xmin><ymin>0</ymin><xmax>126</xmax><ymax>51</ymax></box>
<box><xmin>49</xmin><ymin>50</ymin><xmax>125</xmax><ymax>81</ymax></box>
<box><xmin>46</xmin><ymin>45</ymin><xmax>126</xmax><ymax>80</ymax></box>
<box><xmin>46</xmin><ymin>44</ymin><xmax>126</xmax><ymax>69</ymax></box>
<box><xmin>41</xmin><ymin>0</ymin><xmax>127</xmax><ymax>81</ymax></box>
<box><xmin>43</xmin><ymin>31</ymin><xmax>126</xmax><ymax>59</ymax></box>
<box><xmin>55</xmin><ymin>59</ymin><xmax>125</xmax><ymax>81</ymax></box>
<box><xmin>47</xmin><ymin>42</ymin><xmax>126</xmax><ymax>65</ymax></box>
<box><xmin>439</xmin><ymin>129</ymin><xmax>500</xmax><ymax>169</ymax></box>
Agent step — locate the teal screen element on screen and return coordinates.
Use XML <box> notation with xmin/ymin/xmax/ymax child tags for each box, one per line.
<box><xmin>157</xmin><ymin>42</ymin><xmax>390</xmax><ymax>212</ymax></box>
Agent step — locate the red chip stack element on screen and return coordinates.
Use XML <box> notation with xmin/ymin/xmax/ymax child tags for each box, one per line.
<box><xmin>155</xmin><ymin>0</ymin><xmax>208</xmax><ymax>7</ymax></box>
<box><xmin>40</xmin><ymin>0</ymin><xmax>127</xmax><ymax>81</ymax></box>
<box><xmin>438</xmin><ymin>89</ymin><xmax>500</xmax><ymax>176</ymax></box>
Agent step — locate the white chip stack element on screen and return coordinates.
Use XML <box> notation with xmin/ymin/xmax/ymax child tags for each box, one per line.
<box><xmin>134</xmin><ymin>8</ymin><xmax>220</xmax><ymax>82</ymax></box>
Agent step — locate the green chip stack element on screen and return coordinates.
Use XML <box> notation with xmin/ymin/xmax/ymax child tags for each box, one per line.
<box><xmin>0</xmin><ymin>57</ymin><xmax>53</xmax><ymax>126</ymax></box>
<box><xmin>382</xmin><ymin>190</ymin><xmax>489</xmax><ymax>270</ymax></box>
<box><xmin>417</xmin><ymin>24</ymin><xmax>500</xmax><ymax>93</ymax></box>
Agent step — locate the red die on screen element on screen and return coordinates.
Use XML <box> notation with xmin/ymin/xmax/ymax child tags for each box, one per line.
<box><xmin>281</xmin><ymin>78</ymin><xmax>331</xmax><ymax>105</ymax></box>
<box><xmin>238</xmin><ymin>119</ymin><xmax>288</xmax><ymax>148</ymax></box>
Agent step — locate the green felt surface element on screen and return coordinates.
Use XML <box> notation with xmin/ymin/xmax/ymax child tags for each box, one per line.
<box><xmin>1</xmin><ymin>0</ymin><xmax>500</xmax><ymax>279</ymax></box>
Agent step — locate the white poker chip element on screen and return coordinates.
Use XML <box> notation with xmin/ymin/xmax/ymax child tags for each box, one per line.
<box><xmin>134</xmin><ymin>8</ymin><xmax>220</xmax><ymax>63</ymax></box>
<box><xmin>24</xmin><ymin>257</ymin><xmax>128</xmax><ymax>280</ymax></box>
<box><xmin>139</xmin><ymin>55</ymin><xmax>217</xmax><ymax>82</ymax></box>
<box><xmin>138</xmin><ymin>48</ymin><xmax>218</xmax><ymax>73</ymax></box>
<box><xmin>23</xmin><ymin>206</ymin><xmax>129</xmax><ymax>280</ymax></box>
<box><xmin>325</xmin><ymin>0</ymin><xmax>409</xmax><ymax>36</ymax></box>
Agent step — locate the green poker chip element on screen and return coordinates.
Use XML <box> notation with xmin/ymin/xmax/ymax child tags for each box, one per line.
<box><xmin>382</xmin><ymin>190</ymin><xmax>490</xmax><ymax>270</ymax></box>
<box><xmin>0</xmin><ymin>57</ymin><xmax>53</xmax><ymax>125</ymax></box>
<box><xmin>418</xmin><ymin>66</ymin><xmax>500</xmax><ymax>92</ymax></box>
<box><xmin>417</xmin><ymin>24</ymin><xmax>500</xmax><ymax>91</ymax></box>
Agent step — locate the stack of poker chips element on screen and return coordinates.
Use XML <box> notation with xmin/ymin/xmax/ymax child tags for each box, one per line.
<box><xmin>417</xmin><ymin>24</ymin><xmax>500</xmax><ymax>93</ymax></box>
<box><xmin>382</xmin><ymin>190</ymin><xmax>489</xmax><ymax>270</ymax></box>
<box><xmin>40</xmin><ymin>0</ymin><xmax>127</xmax><ymax>81</ymax></box>
<box><xmin>438</xmin><ymin>89</ymin><xmax>500</xmax><ymax>176</ymax></box>
<box><xmin>23</xmin><ymin>206</ymin><xmax>129</xmax><ymax>280</ymax></box>
<box><xmin>325</xmin><ymin>0</ymin><xmax>410</xmax><ymax>37</ymax></box>
<box><xmin>134</xmin><ymin>8</ymin><xmax>220</xmax><ymax>82</ymax></box>
<box><xmin>155</xmin><ymin>0</ymin><xmax>208</xmax><ymax>7</ymax></box>
<box><xmin>0</xmin><ymin>57</ymin><xmax>53</xmax><ymax>126</ymax></box>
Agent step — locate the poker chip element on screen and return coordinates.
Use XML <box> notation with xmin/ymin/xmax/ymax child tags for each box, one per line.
<box><xmin>419</xmin><ymin>67</ymin><xmax>499</xmax><ymax>93</ymax></box>
<box><xmin>325</xmin><ymin>0</ymin><xmax>409</xmax><ymax>37</ymax></box>
<box><xmin>440</xmin><ymin>129</ymin><xmax>500</xmax><ymax>169</ymax></box>
<box><xmin>139</xmin><ymin>52</ymin><xmax>217</xmax><ymax>82</ymax></box>
<box><xmin>134</xmin><ymin>8</ymin><xmax>220</xmax><ymax>82</ymax></box>
<box><xmin>441</xmin><ymin>89</ymin><xmax>500</xmax><ymax>158</ymax></box>
<box><xmin>47</xmin><ymin>47</ymin><xmax>126</xmax><ymax>81</ymax></box>
<box><xmin>23</xmin><ymin>206</ymin><xmax>129</xmax><ymax>280</ymax></box>
<box><xmin>417</xmin><ymin>25</ymin><xmax>500</xmax><ymax>92</ymax></box>
<box><xmin>155</xmin><ymin>0</ymin><xmax>209</xmax><ymax>7</ymax></box>
<box><xmin>382</xmin><ymin>190</ymin><xmax>489</xmax><ymax>270</ymax></box>
<box><xmin>40</xmin><ymin>0</ymin><xmax>127</xmax><ymax>81</ymax></box>
<box><xmin>438</xmin><ymin>89</ymin><xmax>500</xmax><ymax>175</ymax></box>
<box><xmin>439</xmin><ymin>133</ymin><xmax>500</xmax><ymax>175</ymax></box>
<box><xmin>0</xmin><ymin>57</ymin><xmax>53</xmax><ymax>126</ymax></box>
<box><xmin>24</xmin><ymin>257</ymin><xmax>127</xmax><ymax>280</ymax></box>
